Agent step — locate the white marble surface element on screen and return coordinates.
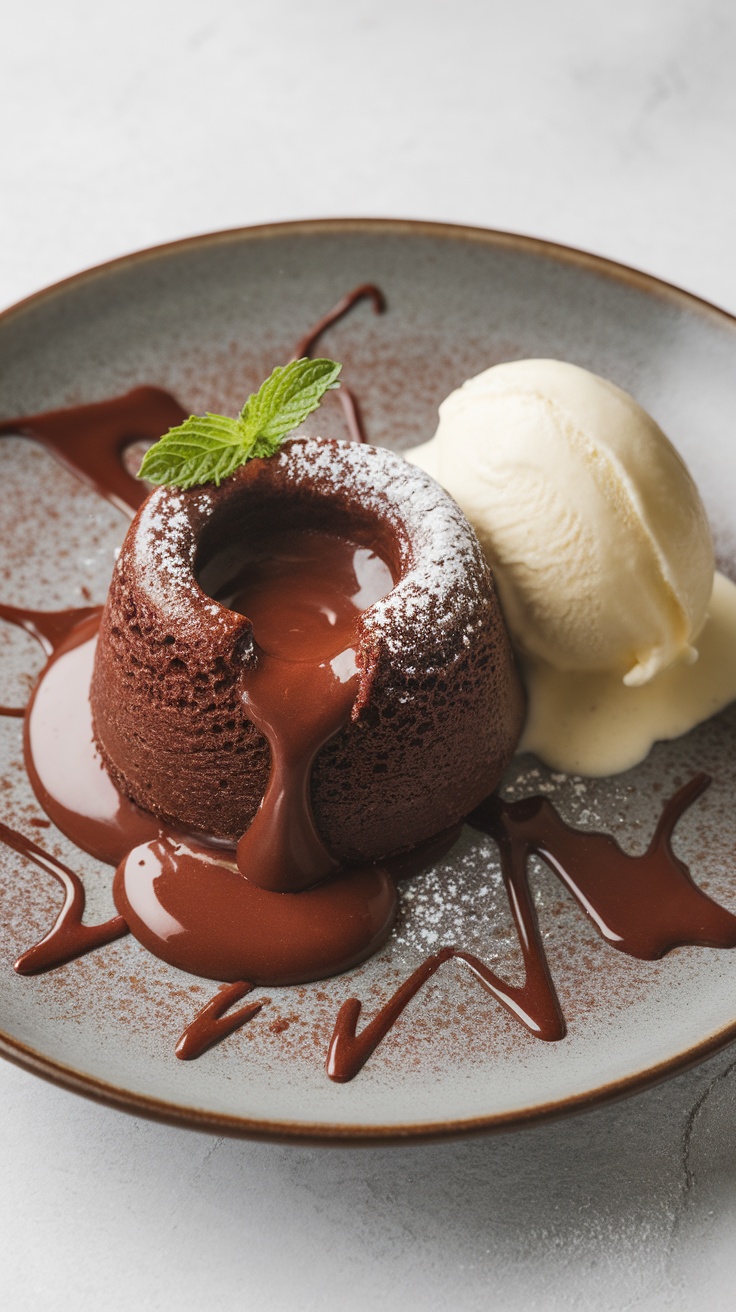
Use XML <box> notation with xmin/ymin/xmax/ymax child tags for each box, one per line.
<box><xmin>3</xmin><ymin>1</ymin><xmax>736</xmax><ymax>1307</ymax></box>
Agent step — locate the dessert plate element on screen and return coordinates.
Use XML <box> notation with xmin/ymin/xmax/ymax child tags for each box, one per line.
<box><xmin>1</xmin><ymin>219</ymin><xmax>736</xmax><ymax>1142</ymax></box>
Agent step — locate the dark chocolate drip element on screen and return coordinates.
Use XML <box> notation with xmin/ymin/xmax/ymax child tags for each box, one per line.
<box><xmin>336</xmin><ymin>387</ymin><xmax>368</xmax><ymax>445</ymax></box>
<box><xmin>236</xmin><ymin>654</ymin><xmax>360</xmax><ymax>891</ymax></box>
<box><xmin>0</xmin><ymin>387</ymin><xmax>187</xmax><ymax>516</ymax></box>
<box><xmin>292</xmin><ymin>284</ymin><xmax>385</xmax><ymax>359</ymax></box>
<box><xmin>292</xmin><ymin>283</ymin><xmax>385</xmax><ymax>446</ymax></box>
<box><xmin>176</xmin><ymin>981</ymin><xmax>264</xmax><ymax>1060</ymax></box>
<box><xmin>0</xmin><ymin>596</ymin><xmax>96</xmax><ymax>719</ymax></box>
<box><xmin>0</xmin><ymin>820</ymin><xmax>128</xmax><ymax>975</ymax></box>
<box><xmin>328</xmin><ymin>951</ymin><xmax>449</xmax><ymax>1081</ymax></box>
<box><xmin>328</xmin><ymin>775</ymin><xmax>735</xmax><ymax>1081</ymax></box>
<box><xmin>0</xmin><ymin>601</ymin><xmax>101</xmax><ymax>657</ymax></box>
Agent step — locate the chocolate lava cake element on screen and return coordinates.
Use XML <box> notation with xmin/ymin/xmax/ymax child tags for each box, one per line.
<box><xmin>90</xmin><ymin>437</ymin><xmax>524</xmax><ymax>862</ymax></box>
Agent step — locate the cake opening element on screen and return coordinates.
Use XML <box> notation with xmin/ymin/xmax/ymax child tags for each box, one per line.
<box><xmin>198</xmin><ymin>527</ymin><xmax>395</xmax><ymax>662</ymax></box>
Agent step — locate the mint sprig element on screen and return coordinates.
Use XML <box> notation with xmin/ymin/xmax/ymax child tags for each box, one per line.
<box><xmin>138</xmin><ymin>357</ymin><xmax>342</xmax><ymax>490</ymax></box>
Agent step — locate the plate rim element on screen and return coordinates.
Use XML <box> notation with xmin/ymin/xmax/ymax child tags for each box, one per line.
<box><xmin>2</xmin><ymin>216</ymin><xmax>736</xmax><ymax>337</ymax></box>
<box><xmin>3</xmin><ymin>1013</ymin><xmax>736</xmax><ymax>1145</ymax></box>
<box><xmin>2</xmin><ymin>216</ymin><xmax>736</xmax><ymax>1143</ymax></box>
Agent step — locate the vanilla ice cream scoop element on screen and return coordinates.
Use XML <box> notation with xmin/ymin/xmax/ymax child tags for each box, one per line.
<box><xmin>407</xmin><ymin>359</ymin><xmax>736</xmax><ymax>774</ymax></box>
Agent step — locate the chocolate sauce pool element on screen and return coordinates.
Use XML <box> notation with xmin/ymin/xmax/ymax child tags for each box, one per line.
<box><xmin>1</xmin><ymin>287</ymin><xmax>736</xmax><ymax>1081</ymax></box>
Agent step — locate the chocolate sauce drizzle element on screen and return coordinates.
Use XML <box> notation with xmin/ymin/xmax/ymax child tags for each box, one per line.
<box><xmin>175</xmin><ymin>982</ymin><xmax>264</xmax><ymax>1061</ymax></box>
<box><xmin>292</xmin><ymin>283</ymin><xmax>385</xmax><ymax>359</ymax></box>
<box><xmin>472</xmin><ymin>775</ymin><xmax>733</xmax><ymax>960</ymax></box>
<box><xmin>328</xmin><ymin>774</ymin><xmax>736</xmax><ymax>1081</ymax></box>
<box><xmin>235</xmin><ymin>651</ymin><xmax>362</xmax><ymax>891</ymax></box>
<box><xmin>0</xmin><ymin>820</ymin><xmax>128</xmax><ymax>975</ymax></box>
<box><xmin>292</xmin><ymin>283</ymin><xmax>386</xmax><ymax>446</ymax></box>
<box><xmin>1</xmin><ymin>287</ymin><xmax>736</xmax><ymax>1083</ymax></box>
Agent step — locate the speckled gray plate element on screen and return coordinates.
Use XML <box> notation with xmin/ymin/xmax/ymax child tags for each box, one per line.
<box><xmin>1</xmin><ymin>220</ymin><xmax>736</xmax><ymax>1142</ymax></box>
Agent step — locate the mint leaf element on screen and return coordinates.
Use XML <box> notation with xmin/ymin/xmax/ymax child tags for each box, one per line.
<box><xmin>137</xmin><ymin>357</ymin><xmax>341</xmax><ymax>490</ymax></box>
<box><xmin>137</xmin><ymin>414</ymin><xmax>247</xmax><ymax>489</ymax></box>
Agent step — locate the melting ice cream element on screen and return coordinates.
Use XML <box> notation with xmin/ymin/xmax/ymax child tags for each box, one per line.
<box><xmin>407</xmin><ymin>358</ymin><xmax>736</xmax><ymax>774</ymax></box>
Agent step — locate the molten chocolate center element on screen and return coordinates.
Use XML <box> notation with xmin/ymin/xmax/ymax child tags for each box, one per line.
<box><xmin>200</xmin><ymin>527</ymin><xmax>393</xmax><ymax>662</ymax></box>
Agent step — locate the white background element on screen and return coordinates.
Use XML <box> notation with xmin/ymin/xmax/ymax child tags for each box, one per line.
<box><xmin>3</xmin><ymin>1</ymin><xmax>736</xmax><ymax>1307</ymax></box>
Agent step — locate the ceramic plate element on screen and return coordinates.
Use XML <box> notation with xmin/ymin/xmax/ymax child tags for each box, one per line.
<box><xmin>1</xmin><ymin>220</ymin><xmax>735</xmax><ymax>1142</ymax></box>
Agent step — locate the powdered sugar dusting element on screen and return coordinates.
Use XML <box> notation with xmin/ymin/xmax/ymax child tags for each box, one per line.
<box><xmin>126</xmin><ymin>486</ymin><xmax>234</xmax><ymax>640</ymax></box>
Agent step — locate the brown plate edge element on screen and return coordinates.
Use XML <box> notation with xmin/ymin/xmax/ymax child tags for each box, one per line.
<box><xmin>2</xmin><ymin>217</ymin><xmax>736</xmax><ymax>339</ymax></box>
<box><xmin>2</xmin><ymin>1014</ymin><xmax>736</xmax><ymax>1146</ymax></box>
